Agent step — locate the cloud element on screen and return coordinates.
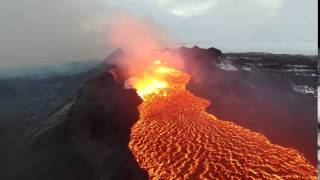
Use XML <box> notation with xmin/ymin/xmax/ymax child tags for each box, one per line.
<box><xmin>254</xmin><ymin>0</ymin><xmax>283</xmax><ymax>9</ymax></box>
<box><xmin>111</xmin><ymin>0</ymin><xmax>317</xmax><ymax>54</ymax></box>
<box><xmin>0</xmin><ymin>0</ymin><xmax>111</xmax><ymax>66</ymax></box>
<box><xmin>0</xmin><ymin>0</ymin><xmax>317</xmax><ymax>67</ymax></box>
<box><xmin>252</xmin><ymin>0</ymin><xmax>284</xmax><ymax>16</ymax></box>
<box><xmin>150</xmin><ymin>0</ymin><xmax>220</xmax><ymax>17</ymax></box>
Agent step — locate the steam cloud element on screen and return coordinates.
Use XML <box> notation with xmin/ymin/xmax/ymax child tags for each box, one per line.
<box><xmin>106</xmin><ymin>13</ymin><xmax>183</xmax><ymax>77</ymax></box>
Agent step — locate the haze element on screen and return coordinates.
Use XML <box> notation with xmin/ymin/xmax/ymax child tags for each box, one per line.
<box><xmin>0</xmin><ymin>0</ymin><xmax>317</xmax><ymax>66</ymax></box>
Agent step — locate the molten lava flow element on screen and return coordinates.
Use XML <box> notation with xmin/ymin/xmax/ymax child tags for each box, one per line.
<box><xmin>128</xmin><ymin>61</ymin><xmax>317</xmax><ymax>179</ymax></box>
<box><xmin>128</xmin><ymin>77</ymin><xmax>168</xmax><ymax>98</ymax></box>
<box><xmin>127</xmin><ymin>60</ymin><xmax>178</xmax><ymax>99</ymax></box>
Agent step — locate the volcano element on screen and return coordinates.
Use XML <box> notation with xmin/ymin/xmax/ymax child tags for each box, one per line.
<box><xmin>9</xmin><ymin>46</ymin><xmax>317</xmax><ymax>180</ymax></box>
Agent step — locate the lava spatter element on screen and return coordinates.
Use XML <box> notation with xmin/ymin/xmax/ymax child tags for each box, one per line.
<box><xmin>128</xmin><ymin>61</ymin><xmax>317</xmax><ymax>179</ymax></box>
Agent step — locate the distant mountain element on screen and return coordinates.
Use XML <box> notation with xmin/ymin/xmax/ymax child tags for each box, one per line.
<box><xmin>0</xmin><ymin>60</ymin><xmax>100</xmax><ymax>79</ymax></box>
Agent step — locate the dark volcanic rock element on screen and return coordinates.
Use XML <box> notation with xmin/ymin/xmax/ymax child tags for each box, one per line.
<box><xmin>224</xmin><ymin>52</ymin><xmax>318</xmax><ymax>96</ymax></box>
<box><xmin>0</xmin><ymin>82</ymin><xmax>17</xmax><ymax>100</ymax></box>
<box><xmin>179</xmin><ymin>46</ymin><xmax>317</xmax><ymax>165</ymax></box>
<box><xmin>9</xmin><ymin>71</ymin><xmax>147</xmax><ymax>180</ymax></box>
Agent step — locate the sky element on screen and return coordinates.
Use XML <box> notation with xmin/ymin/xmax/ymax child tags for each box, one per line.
<box><xmin>0</xmin><ymin>0</ymin><xmax>317</xmax><ymax>66</ymax></box>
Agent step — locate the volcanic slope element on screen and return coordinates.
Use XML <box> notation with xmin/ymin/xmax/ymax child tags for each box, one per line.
<box><xmin>129</xmin><ymin>68</ymin><xmax>317</xmax><ymax>179</ymax></box>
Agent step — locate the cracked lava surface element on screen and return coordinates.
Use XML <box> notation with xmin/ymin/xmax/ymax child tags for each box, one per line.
<box><xmin>128</xmin><ymin>64</ymin><xmax>317</xmax><ymax>179</ymax></box>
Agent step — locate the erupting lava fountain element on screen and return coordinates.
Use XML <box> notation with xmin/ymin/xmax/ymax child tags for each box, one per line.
<box><xmin>127</xmin><ymin>60</ymin><xmax>317</xmax><ymax>179</ymax></box>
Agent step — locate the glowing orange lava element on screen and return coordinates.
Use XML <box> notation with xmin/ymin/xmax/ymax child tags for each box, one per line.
<box><xmin>129</xmin><ymin>61</ymin><xmax>317</xmax><ymax>179</ymax></box>
<box><xmin>126</xmin><ymin>60</ymin><xmax>178</xmax><ymax>99</ymax></box>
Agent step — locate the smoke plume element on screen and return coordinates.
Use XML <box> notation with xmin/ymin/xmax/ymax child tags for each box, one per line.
<box><xmin>106</xmin><ymin>13</ymin><xmax>183</xmax><ymax>76</ymax></box>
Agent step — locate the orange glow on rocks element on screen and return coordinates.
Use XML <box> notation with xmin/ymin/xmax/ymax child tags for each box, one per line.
<box><xmin>128</xmin><ymin>61</ymin><xmax>317</xmax><ymax>179</ymax></box>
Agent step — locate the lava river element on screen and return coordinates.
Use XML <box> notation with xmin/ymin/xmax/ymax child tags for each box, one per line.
<box><xmin>128</xmin><ymin>63</ymin><xmax>317</xmax><ymax>179</ymax></box>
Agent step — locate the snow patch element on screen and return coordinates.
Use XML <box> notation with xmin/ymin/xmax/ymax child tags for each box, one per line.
<box><xmin>291</xmin><ymin>84</ymin><xmax>315</xmax><ymax>96</ymax></box>
<box><xmin>216</xmin><ymin>58</ymin><xmax>238</xmax><ymax>71</ymax></box>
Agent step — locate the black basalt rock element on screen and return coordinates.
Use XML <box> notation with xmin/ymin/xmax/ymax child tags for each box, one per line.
<box><xmin>11</xmin><ymin>70</ymin><xmax>148</xmax><ymax>180</ymax></box>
